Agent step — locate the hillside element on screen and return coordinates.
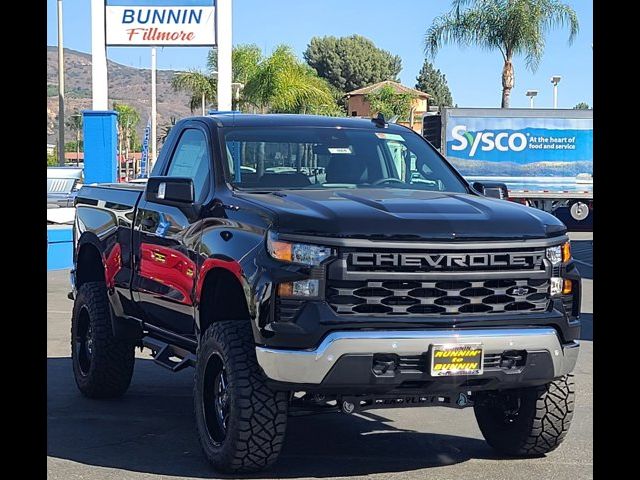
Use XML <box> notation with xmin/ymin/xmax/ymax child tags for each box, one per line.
<box><xmin>47</xmin><ymin>46</ymin><xmax>195</xmax><ymax>145</ymax></box>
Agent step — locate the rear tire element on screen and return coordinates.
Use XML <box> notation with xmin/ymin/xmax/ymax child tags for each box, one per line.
<box><xmin>474</xmin><ymin>374</ymin><xmax>575</xmax><ymax>456</ymax></box>
<box><xmin>71</xmin><ymin>282</ymin><xmax>135</xmax><ymax>398</ymax></box>
<box><xmin>194</xmin><ymin>320</ymin><xmax>288</xmax><ymax>473</ymax></box>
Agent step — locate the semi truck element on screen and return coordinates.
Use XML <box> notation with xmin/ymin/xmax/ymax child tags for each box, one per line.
<box><xmin>423</xmin><ymin>108</ymin><xmax>593</xmax><ymax>229</ymax></box>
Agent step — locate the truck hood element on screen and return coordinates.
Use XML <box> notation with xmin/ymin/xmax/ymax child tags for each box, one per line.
<box><xmin>236</xmin><ymin>188</ymin><xmax>566</xmax><ymax>240</ymax></box>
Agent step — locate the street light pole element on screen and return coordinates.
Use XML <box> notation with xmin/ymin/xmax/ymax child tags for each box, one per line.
<box><xmin>72</xmin><ymin>114</ymin><xmax>81</xmax><ymax>167</ymax></box>
<box><xmin>525</xmin><ymin>90</ymin><xmax>538</xmax><ymax>109</ymax></box>
<box><xmin>151</xmin><ymin>47</ymin><xmax>157</xmax><ymax>170</ymax></box>
<box><xmin>551</xmin><ymin>75</ymin><xmax>561</xmax><ymax>109</ymax></box>
<box><xmin>57</xmin><ymin>0</ymin><xmax>65</xmax><ymax>166</ymax></box>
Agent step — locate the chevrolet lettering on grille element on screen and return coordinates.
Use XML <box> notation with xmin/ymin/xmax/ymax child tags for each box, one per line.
<box><xmin>349</xmin><ymin>252</ymin><xmax>544</xmax><ymax>270</ymax></box>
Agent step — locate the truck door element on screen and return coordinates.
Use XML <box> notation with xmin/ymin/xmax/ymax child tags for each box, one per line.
<box><xmin>132</xmin><ymin>124</ymin><xmax>212</xmax><ymax>336</ymax></box>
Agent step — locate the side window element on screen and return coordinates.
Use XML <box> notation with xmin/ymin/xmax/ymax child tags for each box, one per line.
<box><xmin>166</xmin><ymin>128</ymin><xmax>211</xmax><ymax>202</ymax></box>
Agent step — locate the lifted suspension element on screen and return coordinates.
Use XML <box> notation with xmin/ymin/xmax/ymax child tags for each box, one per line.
<box><xmin>289</xmin><ymin>391</ymin><xmax>474</xmax><ymax>416</ymax></box>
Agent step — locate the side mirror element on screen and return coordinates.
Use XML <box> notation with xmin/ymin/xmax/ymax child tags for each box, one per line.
<box><xmin>472</xmin><ymin>181</ymin><xmax>509</xmax><ymax>200</ymax></box>
<box><xmin>145</xmin><ymin>177</ymin><xmax>195</xmax><ymax>205</ymax></box>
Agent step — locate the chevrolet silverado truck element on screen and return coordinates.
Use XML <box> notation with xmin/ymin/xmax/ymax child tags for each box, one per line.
<box><xmin>70</xmin><ymin>113</ymin><xmax>580</xmax><ymax>473</ymax></box>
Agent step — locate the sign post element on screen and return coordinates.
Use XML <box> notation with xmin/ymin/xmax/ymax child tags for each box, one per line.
<box><xmin>88</xmin><ymin>1</ymin><xmax>226</xmax><ymax>184</ymax></box>
<box><xmin>90</xmin><ymin>0</ymin><xmax>108</xmax><ymax>109</ymax></box>
<box><xmin>216</xmin><ymin>0</ymin><xmax>232</xmax><ymax>111</ymax></box>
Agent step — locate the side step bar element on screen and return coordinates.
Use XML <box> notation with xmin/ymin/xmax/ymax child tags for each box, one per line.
<box><xmin>142</xmin><ymin>337</ymin><xmax>196</xmax><ymax>372</ymax></box>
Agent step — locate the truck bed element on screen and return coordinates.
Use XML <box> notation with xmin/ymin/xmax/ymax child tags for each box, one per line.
<box><xmin>75</xmin><ymin>183</ymin><xmax>144</xmax><ymax>209</ymax></box>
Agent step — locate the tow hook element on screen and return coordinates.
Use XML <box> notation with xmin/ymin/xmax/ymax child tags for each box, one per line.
<box><xmin>341</xmin><ymin>400</ymin><xmax>356</xmax><ymax>414</ymax></box>
<box><xmin>456</xmin><ymin>392</ymin><xmax>470</xmax><ymax>407</ymax></box>
<box><xmin>500</xmin><ymin>351</ymin><xmax>525</xmax><ymax>369</ymax></box>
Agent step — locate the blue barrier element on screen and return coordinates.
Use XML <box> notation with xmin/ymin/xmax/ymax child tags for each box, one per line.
<box><xmin>47</xmin><ymin>225</ymin><xmax>73</xmax><ymax>271</ymax></box>
<box><xmin>83</xmin><ymin>110</ymin><xmax>118</xmax><ymax>184</ymax></box>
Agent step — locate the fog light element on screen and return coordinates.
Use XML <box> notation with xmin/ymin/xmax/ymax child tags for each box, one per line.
<box><xmin>277</xmin><ymin>282</ymin><xmax>293</xmax><ymax>297</ymax></box>
<box><xmin>562</xmin><ymin>279</ymin><xmax>573</xmax><ymax>294</ymax></box>
<box><xmin>278</xmin><ymin>279</ymin><xmax>320</xmax><ymax>297</ymax></box>
<box><xmin>550</xmin><ymin>277</ymin><xmax>563</xmax><ymax>295</ymax></box>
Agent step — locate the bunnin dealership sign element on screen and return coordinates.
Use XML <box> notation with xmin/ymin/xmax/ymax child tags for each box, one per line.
<box><xmin>105</xmin><ymin>1</ymin><xmax>216</xmax><ymax>46</ymax></box>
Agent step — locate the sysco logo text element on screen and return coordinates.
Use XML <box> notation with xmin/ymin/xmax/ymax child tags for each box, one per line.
<box><xmin>451</xmin><ymin>125</ymin><xmax>527</xmax><ymax>157</ymax></box>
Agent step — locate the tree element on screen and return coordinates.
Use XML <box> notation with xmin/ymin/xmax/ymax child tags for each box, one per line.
<box><xmin>573</xmin><ymin>102</ymin><xmax>590</xmax><ymax>109</ymax></box>
<box><xmin>160</xmin><ymin>116</ymin><xmax>177</xmax><ymax>144</ymax></box>
<box><xmin>113</xmin><ymin>103</ymin><xmax>140</xmax><ymax>178</ymax></box>
<box><xmin>47</xmin><ymin>149</ymin><xmax>58</xmax><ymax>166</ymax></box>
<box><xmin>207</xmin><ymin>44</ymin><xmax>263</xmax><ymax>111</ymax></box>
<box><xmin>64</xmin><ymin>141</ymin><xmax>83</xmax><ymax>152</ymax></box>
<box><xmin>172</xmin><ymin>70</ymin><xmax>217</xmax><ymax>114</ymax></box>
<box><xmin>242</xmin><ymin>45</ymin><xmax>339</xmax><ymax>114</ymax></box>
<box><xmin>205</xmin><ymin>44</ymin><xmax>342</xmax><ymax>114</ymax></box>
<box><xmin>425</xmin><ymin>0</ymin><xmax>579</xmax><ymax>108</ymax></box>
<box><xmin>208</xmin><ymin>43</ymin><xmax>263</xmax><ymax>85</ymax></box>
<box><xmin>415</xmin><ymin>60</ymin><xmax>454</xmax><ymax>107</ymax></box>
<box><xmin>304</xmin><ymin>35</ymin><xmax>402</xmax><ymax>93</ymax></box>
<box><xmin>65</xmin><ymin>112</ymin><xmax>83</xmax><ymax>167</ymax></box>
<box><xmin>366</xmin><ymin>85</ymin><xmax>417</xmax><ymax>121</ymax></box>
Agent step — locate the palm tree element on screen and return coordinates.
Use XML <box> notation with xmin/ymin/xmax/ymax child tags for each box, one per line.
<box><xmin>113</xmin><ymin>103</ymin><xmax>140</xmax><ymax>179</ymax></box>
<box><xmin>206</xmin><ymin>44</ymin><xmax>339</xmax><ymax>114</ymax></box>
<box><xmin>65</xmin><ymin>112</ymin><xmax>83</xmax><ymax>167</ymax></box>
<box><xmin>160</xmin><ymin>116</ymin><xmax>177</xmax><ymax>144</ymax></box>
<box><xmin>208</xmin><ymin>44</ymin><xmax>263</xmax><ymax>111</ymax></box>
<box><xmin>172</xmin><ymin>70</ymin><xmax>217</xmax><ymax>115</ymax></box>
<box><xmin>425</xmin><ymin>0</ymin><xmax>579</xmax><ymax>108</ymax></box>
<box><xmin>242</xmin><ymin>45</ymin><xmax>336</xmax><ymax>114</ymax></box>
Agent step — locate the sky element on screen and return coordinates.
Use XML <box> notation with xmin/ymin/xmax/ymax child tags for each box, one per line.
<box><xmin>47</xmin><ymin>0</ymin><xmax>592</xmax><ymax>109</ymax></box>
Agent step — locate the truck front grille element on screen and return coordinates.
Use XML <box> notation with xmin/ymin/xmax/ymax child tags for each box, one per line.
<box><xmin>327</xmin><ymin>278</ymin><xmax>549</xmax><ymax>316</ymax></box>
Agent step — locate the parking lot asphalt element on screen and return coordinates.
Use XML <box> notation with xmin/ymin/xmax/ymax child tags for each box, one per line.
<box><xmin>47</xmin><ymin>232</ymin><xmax>593</xmax><ymax>480</ymax></box>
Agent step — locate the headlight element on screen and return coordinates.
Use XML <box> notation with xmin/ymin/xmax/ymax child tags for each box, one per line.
<box><xmin>267</xmin><ymin>233</ymin><xmax>332</xmax><ymax>266</ymax></box>
<box><xmin>546</xmin><ymin>241</ymin><xmax>571</xmax><ymax>265</ymax></box>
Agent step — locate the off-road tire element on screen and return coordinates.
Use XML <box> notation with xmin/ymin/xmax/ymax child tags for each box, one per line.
<box><xmin>474</xmin><ymin>374</ymin><xmax>575</xmax><ymax>456</ymax></box>
<box><xmin>194</xmin><ymin>320</ymin><xmax>288</xmax><ymax>473</ymax></box>
<box><xmin>71</xmin><ymin>281</ymin><xmax>135</xmax><ymax>398</ymax></box>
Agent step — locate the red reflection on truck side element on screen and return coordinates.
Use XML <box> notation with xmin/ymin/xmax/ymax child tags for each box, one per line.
<box><xmin>104</xmin><ymin>243</ymin><xmax>122</xmax><ymax>289</ymax></box>
<box><xmin>139</xmin><ymin>244</ymin><xmax>196</xmax><ymax>305</ymax></box>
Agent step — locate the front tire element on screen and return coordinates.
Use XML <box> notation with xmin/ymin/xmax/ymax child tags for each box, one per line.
<box><xmin>71</xmin><ymin>282</ymin><xmax>135</xmax><ymax>398</ymax></box>
<box><xmin>194</xmin><ymin>320</ymin><xmax>288</xmax><ymax>473</ymax></box>
<box><xmin>474</xmin><ymin>374</ymin><xmax>575</xmax><ymax>456</ymax></box>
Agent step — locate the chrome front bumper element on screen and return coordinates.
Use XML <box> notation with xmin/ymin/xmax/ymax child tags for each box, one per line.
<box><xmin>255</xmin><ymin>328</ymin><xmax>579</xmax><ymax>384</ymax></box>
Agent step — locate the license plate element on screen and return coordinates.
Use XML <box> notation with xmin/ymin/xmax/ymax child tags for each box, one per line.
<box><xmin>430</xmin><ymin>343</ymin><xmax>484</xmax><ymax>376</ymax></box>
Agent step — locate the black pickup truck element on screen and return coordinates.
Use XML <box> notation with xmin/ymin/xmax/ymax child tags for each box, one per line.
<box><xmin>71</xmin><ymin>113</ymin><xmax>580</xmax><ymax>473</ymax></box>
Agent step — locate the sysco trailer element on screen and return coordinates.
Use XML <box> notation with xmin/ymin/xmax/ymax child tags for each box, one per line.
<box><xmin>424</xmin><ymin>108</ymin><xmax>593</xmax><ymax>229</ymax></box>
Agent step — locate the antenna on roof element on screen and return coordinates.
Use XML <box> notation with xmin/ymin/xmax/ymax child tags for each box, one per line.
<box><xmin>371</xmin><ymin>112</ymin><xmax>388</xmax><ymax>128</ymax></box>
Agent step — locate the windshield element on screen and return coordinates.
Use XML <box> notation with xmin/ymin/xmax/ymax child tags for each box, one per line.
<box><xmin>222</xmin><ymin>126</ymin><xmax>468</xmax><ymax>193</ymax></box>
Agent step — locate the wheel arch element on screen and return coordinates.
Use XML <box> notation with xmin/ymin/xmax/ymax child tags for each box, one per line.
<box><xmin>197</xmin><ymin>265</ymin><xmax>252</xmax><ymax>336</ymax></box>
<box><xmin>75</xmin><ymin>238</ymin><xmax>105</xmax><ymax>289</ymax></box>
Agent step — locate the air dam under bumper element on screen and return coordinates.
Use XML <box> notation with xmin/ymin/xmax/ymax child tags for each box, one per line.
<box><xmin>255</xmin><ymin>328</ymin><xmax>579</xmax><ymax>384</ymax></box>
